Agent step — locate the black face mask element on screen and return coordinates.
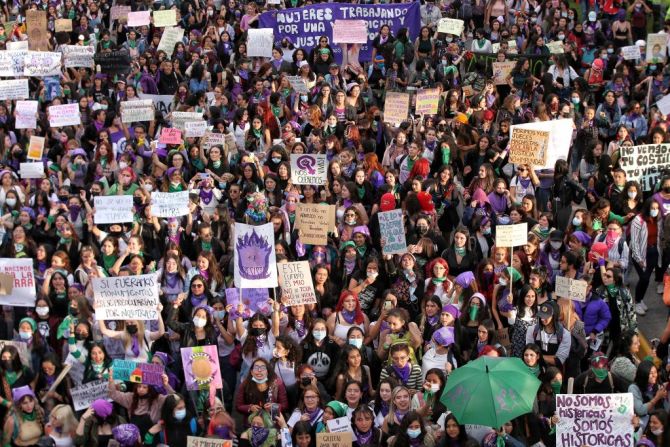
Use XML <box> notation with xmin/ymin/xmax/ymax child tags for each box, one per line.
<box><xmin>75</xmin><ymin>332</ymin><xmax>86</xmax><ymax>341</ymax></box>
<box><xmin>664</xmin><ymin>187</ymin><xmax>670</xmax><ymax>194</ymax></box>
<box><xmin>2</xmin><ymin>360</ymin><xmax>13</xmax><ymax>372</ymax></box>
<box><xmin>133</xmin><ymin>197</ymin><xmax>143</xmax><ymax>206</ymax></box>
<box><xmin>300</xmin><ymin>377</ymin><xmax>312</xmax><ymax>387</ymax></box>
<box><xmin>95</xmin><ymin>415</ymin><xmax>109</xmax><ymax>425</ymax></box>
<box><xmin>90</xmin><ymin>191</ymin><xmax>100</xmax><ymax>197</ymax></box>
<box><xmin>58</xmin><ymin>195</ymin><xmax>69</xmax><ymax>202</ymax></box>
<box><xmin>249</xmin><ymin>327</ymin><xmax>265</xmax><ymax>337</ymax></box>
<box><xmin>126</xmin><ymin>325</ymin><xmax>138</xmax><ymax>335</ymax></box>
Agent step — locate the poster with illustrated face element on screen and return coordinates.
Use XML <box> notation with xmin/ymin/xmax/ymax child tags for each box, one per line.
<box><xmin>233</xmin><ymin>223</ymin><xmax>278</xmax><ymax>288</ymax></box>
<box><xmin>181</xmin><ymin>345</ymin><xmax>223</xmax><ymax>391</ymax></box>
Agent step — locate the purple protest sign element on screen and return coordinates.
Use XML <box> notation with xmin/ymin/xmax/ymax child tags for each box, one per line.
<box><xmin>181</xmin><ymin>345</ymin><xmax>223</xmax><ymax>391</ymax></box>
<box><xmin>259</xmin><ymin>2</ymin><xmax>420</xmax><ymax>63</ymax></box>
<box><xmin>224</xmin><ymin>287</ymin><xmax>271</xmax><ymax>318</ymax></box>
<box><xmin>290</xmin><ymin>154</ymin><xmax>327</xmax><ymax>185</ymax></box>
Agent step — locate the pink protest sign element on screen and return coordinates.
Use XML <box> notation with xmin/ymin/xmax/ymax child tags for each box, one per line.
<box><xmin>159</xmin><ymin>127</ymin><xmax>182</xmax><ymax>145</ymax></box>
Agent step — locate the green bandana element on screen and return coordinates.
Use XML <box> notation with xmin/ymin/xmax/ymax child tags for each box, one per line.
<box><xmin>22</xmin><ymin>411</ymin><xmax>36</xmax><ymax>422</ymax></box>
<box><xmin>455</xmin><ymin>246</ymin><xmax>466</xmax><ymax>256</ymax></box>
<box><xmin>252</xmin><ymin>128</ymin><xmax>262</xmax><ymax>138</ymax></box>
<box><xmin>5</xmin><ymin>371</ymin><xmax>17</xmax><ymax>386</ymax></box>
<box><xmin>271</xmin><ymin>105</ymin><xmax>281</xmax><ymax>117</ymax></box>
<box><xmin>431</xmin><ymin>277</ymin><xmax>446</xmax><ymax>284</ymax></box>
<box><xmin>468</xmin><ymin>306</ymin><xmax>479</xmax><ymax>321</ymax></box>
<box><xmin>606</xmin><ymin>284</ymin><xmax>618</xmax><ymax>295</ymax></box>
<box><xmin>441</xmin><ymin>147</ymin><xmax>451</xmax><ymax>166</ymax></box>
<box><xmin>528</xmin><ymin>364</ymin><xmax>540</xmax><ymax>377</ymax></box>
<box><xmin>592</xmin><ymin>367</ymin><xmax>609</xmax><ymax>380</ymax></box>
<box><xmin>357</xmin><ymin>186</ymin><xmax>365</xmax><ymax>200</ymax></box>
<box><xmin>168</xmin><ymin>183</ymin><xmax>183</xmax><ymax>192</ymax></box>
<box><xmin>102</xmin><ymin>254</ymin><xmax>117</xmax><ymax>271</ymax></box>
<box><xmin>550</xmin><ymin>381</ymin><xmax>562</xmax><ymax>395</ymax></box>
<box><xmin>201</xmin><ymin>241</ymin><xmax>212</xmax><ymax>251</ymax></box>
<box><xmin>356</xmin><ymin>245</ymin><xmax>367</xmax><ymax>257</ymax></box>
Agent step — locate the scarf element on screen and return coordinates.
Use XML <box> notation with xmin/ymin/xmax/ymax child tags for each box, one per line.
<box><xmin>256</xmin><ymin>333</ymin><xmax>267</xmax><ymax>349</ymax></box>
<box><xmin>518</xmin><ymin>176</ymin><xmax>532</xmax><ymax>189</ymax></box>
<box><xmin>605</xmin><ymin>232</ymin><xmax>617</xmax><ymax>250</ymax></box>
<box><xmin>380</xmin><ymin>401</ymin><xmax>390</xmax><ymax>416</ymax></box>
<box><xmin>354</xmin><ymin>428</ymin><xmax>374</xmax><ymax>445</ymax></box>
<box><xmin>252</xmin><ymin>128</ymin><xmax>262</xmax><ymax>138</ymax></box>
<box><xmin>341</xmin><ymin>309</ymin><xmax>357</xmax><ymax>324</ymax></box>
<box><xmin>201</xmin><ymin>240</ymin><xmax>212</xmax><ymax>251</ymax></box>
<box><xmin>304</xmin><ymin>407</ymin><xmax>322</xmax><ymax>425</ymax></box>
<box><xmin>426</xmin><ymin>315</ymin><xmax>439</xmax><ymax>326</ymax></box>
<box><xmin>131</xmin><ymin>335</ymin><xmax>140</xmax><ymax>357</ymax></box>
<box><xmin>191</xmin><ymin>294</ymin><xmax>206</xmax><ymax>307</ymax></box>
<box><xmin>251</xmin><ymin>426</ymin><xmax>270</xmax><ymax>447</ymax></box>
<box><xmin>431</xmin><ymin>277</ymin><xmax>446</xmax><ymax>284</ymax></box>
<box><xmin>454</xmin><ymin>246</ymin><xmax>466</xmax><ymax>256</ymax></box>
<box><xmin>294</xmin><ymin>319</ymin><xmax>306</xmax><ymax>338</ymax></box>
<box><xmin>394</xmin><ymin>409</ymin><xmax>407</xmax><ymax>423</ymax></box>
<box><xmin>392</xmin><ymin>363</ymin><xmax>411</xmax><ymax>384</ymax></box>
<box><xmin>165</xmin><ymin>272</ymin><xmax>179</xmax><ymax>289</ymax></box>
<box><xmin>5</xmin><ymin>371</ymin><xmax>17</xmax><ymax>386</ymax></box>
<box><xmin>200</xmin><ymin>188</ymin><xmax>214</xmax><ymax>205</ymax></box>
<box><xmin>44</xmin><ymin>373</ymin><xmax>56</xmax><ymax>387</ymax></box>
<box><xmin>168</xmin><ymin>183</ymin><xmax>183</xmax><ymax>192</ymax></box>
<box><xmin>102</xmin><ymin>254</ymin><xmax>117</xmax><ymax>272</ymax></box>
<box><xmin>344</xmin><ymin>258</ymin><xmax>356</xmax><ymax>275</ymax></box>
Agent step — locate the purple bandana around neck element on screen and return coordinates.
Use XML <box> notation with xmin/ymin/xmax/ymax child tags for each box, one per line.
<box><xmin>341</xmin><ymin>309</ymin><xmax>357</xmax><ymax>324</ymax></box>
<box><xmin>392</xmin><ymin>363</ymin><xmax>411</xmax><ymax>384</ymax></box>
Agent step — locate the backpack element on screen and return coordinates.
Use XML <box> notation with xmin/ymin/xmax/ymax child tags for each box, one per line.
<box><xmin>458</xmin><ymin>0</ymin><xmax>473</xmax><ymax>20</ymax></box>
<box><xmin>404</xmin><ymin>41</ymin><xmax>415</xmax><ymax>65</ymax></box>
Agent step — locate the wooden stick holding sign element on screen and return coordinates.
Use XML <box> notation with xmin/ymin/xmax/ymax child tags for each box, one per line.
<box><xmin>40</xmin><ymin>363</ymin><xmax>71</xmax><ymax>403</ymax></box>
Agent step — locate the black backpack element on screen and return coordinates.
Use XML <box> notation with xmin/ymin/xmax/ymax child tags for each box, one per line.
<box><xmin>458</xmin><ymin>0</ymin><xmax>473</xmax><ymax>20</ymax></box>
<box><xmin>404</xmin><ymin>41</ymin><xmax>415</xmax><ymax>65</ymax></box>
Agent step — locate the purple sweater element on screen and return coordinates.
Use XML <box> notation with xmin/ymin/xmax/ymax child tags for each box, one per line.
<box><xmin>575</xmin><ymin>294</ymin><xmax>612</xmax><ymax>335</ymax></box>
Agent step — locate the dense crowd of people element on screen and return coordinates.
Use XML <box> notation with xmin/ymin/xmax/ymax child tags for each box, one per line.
<box><xmin>0</xmin><ymin>0</ymin><xmax>669</xmax><ymax>446</ymax></box>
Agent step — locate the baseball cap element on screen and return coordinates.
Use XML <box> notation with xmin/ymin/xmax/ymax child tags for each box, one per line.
<box><xmin>537</xmin><ymin>303</ymin><xmax>554</xmax><ymax>319</ymax></box>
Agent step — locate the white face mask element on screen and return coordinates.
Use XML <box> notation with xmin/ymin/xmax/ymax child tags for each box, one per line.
<box><xmin>627</xmin><ymin>191</ymin><xmax>637</xmax><ymax>199</ymax></box>
<box><xmin>430</xmin><ymin>383</ymin><xmax>440</xmax><ymax>393</ymax></box>
<box><xmin>651</xmin><ymin>209</ymin><xmax>660</xmax><ymax>218</ymax></box>
<box><xmin>652</xmin><ymin>428</ymin><xmax>664</xmax><ymax>436</ymax></box>
<box><xmin>5</xmin><ymin>198</ymin><xmax>16</xmax><ymax>207</ymax></box>
<box><xmin>193</xmin><ymin>317</ymin><xmax>206</xmax><ymax>328</ymax></box>
<box><xmin>550</xmin><ymin>241</ymin><xmax>562</xmax><ymax>250</ymax></box>
<box><xmin>143</xmin><ymin>184</ymin><xmax>154</xmax><ymax>192</ymax></box>
<box><xmin>35</xmin><ymin>306</ymin><xmax>49</xmax><ymax>317</ymax></box>
<box><xmin>348</xmin><ymin>338</ymin><xmax>363</xmax><ymax>349</ymax></box>
<box><xmin>367</xmin><ymin>271</ymin><xmax>378</xmax><ymax>279</ymax></box>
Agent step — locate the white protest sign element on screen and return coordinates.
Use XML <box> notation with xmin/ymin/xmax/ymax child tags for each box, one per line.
<box><xmin>94</xmin><ymin>195</ymin><xmax>134</xmax><ymax>224</ymax></box>
<box><xmin>286</xmin><ymin>76</ymin><xmax>309</xmax><ymax>95</ymax></box>
<box><xmin>618</xmin><ymin>143</ymin><xmax>670</xmax><ymax>191</ymax></box>
<box><xmin>171</xmin><ymin>111</ymin><xmax>204</xmax><ymax>130</ymax></box>
<box><xmin>378</xmin><ymin>209</ymin><xmax>406</xmax><ymax>255</ymax></box>
<box><xmin>547</xmin><ymin>41</ymin><xmax>564</xmax><ymax>54</ymax></box>
<box><xmin>495</xmin><ymin>223</ymin><xmax>528</xmax><ymax>247</ymax></box>
<box><xmin>48</xmin><ymin>103</ymin><xmax>81</xmax><ymax>127</ymax></box>
<box><xmin>509</xmin><ymin>119</ymin><xmax>572</xmax><ymax>169</ymax></box>
<box><xmin>247</xmin><ymin>28</ymin><xmax>274</xmax><ymax>58</ymax></box>
<box><xmin>0</xmin><ymin>258</ymin><xmax>36</xmax><ymax>307</ymax></box>
<box><xmin>184</xmin><ymin>120</ymin><xmax>207</xmax><ymax>138</ymax></box>
<box><xmin>437</xmin><ymin>18</ymin><xmax>464</xmax><ymax>35</ymax></box>
<box><xmin>150</xmin><ymin>191</ymin><xmax>190</xmax><ymax>217</ymax></box>
<box><xmin>233</xmin><ymin>222</ymin><xmax>278</xmax><ymax>289</ymax></box>
<box><xmin>186</xmin><ymin>437</ymin><xmax>232</xmax><ymax>447</ymax></box>
<box><xmin>554</xmin><ymin>276</ymin><xmax>588</xmax><ymax>302</ymax></box>
<box><xmin>138</xmin><ymin>93</ymin><xmax>174</xmax><ymax>117</ymax></box>
<box><xmin>127</xmin><ymin>10</ymin><xmax>151</xmax><ymax>27</ymax></box>
<box><xmin>332</xmin><ymin>20</ymin><xmax>367</xmax><ymax>44</ymax></box>
<box><xmin>290</xmin><ymin>154</ymin><xmax>327</xmax><ymax>185</ymax></box>
<box><xmin>279</xmin><ymin>261</ymin><xmax>316</xmax><ymax>306</ymax></box>
<box><xmin>0</xmin><ymin>79</ymin><xmax>29</xmax><ymax>100</ymax></box>
<box><xmin>326</xmin><ymin>416</ymin><xmax>354</xmax><ymax>434</ymax></box>
<box><xmin>157</xmin><ymin>27</ymin><xmax>184</xmax><ymax>58</ymax></box>
<box><xmin>153</xmin><ymin>9</ymin><xmax>177</xmax><ymax>27</ymax></box>
<box><xmin>15</xmin><ymin>100</ymin><xmax>38</xmax><ymax>129</ymax></box>
<box><xmin>121</xmin><ymin>100</ymin><xmax>155</xmax><ymax>123</ymax></box>
<box><xmin>622</xmin><ymin>45</ymin><xmax>641</xmax><ymax>61</ymax></box>
<box><xmin>70</xmin><ymin>380</ymin><xmax>110</xmax><ymax>411</ymax></box>
<box><xmin>556</xmin><ymin>393</ymin><xmax>634</xmax><ymax>447</ymax></box>
<box><xmin>92</xmin><ymin>274</ymin><xmax>160</xmax><ymax>320</ymax></box>
<box><xmin>19</xmin><ymin>163</ymin><xmax>44</xmax><ymax>179</ymax></box>
<box><xmin>6</xmin><ymin>41</ymin><xmax>28</xmax><ymax>51</ymax></box>
<box><xmin>657</xmin><ymin>94</ymin><xmax>670</xmax><ymax>116</ymax></box>
<box><xmin>23</xmin><ymin>51</ymin><xmax>61</xmax><ymax>77</ymax></box>
<box><xmin>0</xmin><ymin>51</ymin><xmax>27</xmax><ymax>77</ymax></box>
<box><xmin>62</xmin><ymin>45</ymin><xmax>95</xmax><ymax>68</ymax></box>
<box><xmin>202</xmin><ymin>132</ymin><xmax>226</xmax><ymax>151</ymax></box>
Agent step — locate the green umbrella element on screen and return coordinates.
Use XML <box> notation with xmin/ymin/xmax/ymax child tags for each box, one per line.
<box><xmin>439</xmin><ymin>356</ymin><xmax>541</xmax><ymax>428</ymax></box>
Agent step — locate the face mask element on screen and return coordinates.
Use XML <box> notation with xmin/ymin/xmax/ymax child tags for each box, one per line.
<box><xmin>174</xmin><ymin>409</ymin><xmax>187</xmax><ymax>421</ymax></box>
<box><xmin>249</xmin><ymin>327</ymin><xmax>266</xmax><ymax>337</ymax></box>
<box><xmin>5</xmin><ymin>198</ymin><xmax>16</xmax><ymax>207</ymax></box>
<box><xmin>551</xmin><ymin>381</ymin><xmax>562</xmax><ymax>394</ymax></box>
<box><xmin>441</xmin><ymin>59</ymin><xmax>448</xmax><ymax>65</ymax></box>
<box><xmin>19</xmin><ymin>331</ymin><xmax>31</xmax><ymax>340</ymax></box>
<box><xmin>345</xmin><ymin>218</ymin><xmax>356</xmax><ymax>225</ymax></box>
<box><xmin>607</xmin><ymin>48</ymin><xmax>614</xmax><ymax>54</ymax></box>
<box><xmin>550</xmin><ymin>241</ymin><xmax>562</xmax><ymax>250</ymax></box>
<box><xmin>651</xmin><ymin>209</ymin><xmax>660</xmax><ymax>218</ymax></box>
<box><xmin>663</xmin><ymin>187</ymin><xmax>670</xmax><ymax>194</ymax></box>
<box><xmin>651</xmin><ymin>65</ymin><xmax>658</xmax><ymax>71</ymax></box>
<box><xmin>301</xmin><ymin>377</ymin><xmax>312</xmax><ymax>386</ymax></box>
<box><xmin>193</xmin><ymin>317</ymin><xmax>206</xmax><ymax>328</ymax></box>
<box><xmin>312</xmin><ymin>330</ymin><xmax>327</xmax><ymax>341</ymax></box>
<box><xmin>627</xmin><ymin>191</ymin><xmax>637</xmax><ymax>199</ymax></box>
<box><xmin>126</xmin><ymin>325</ymin><xmax>138</xmax><ymax>335</ymax></box>
<box><xmin>469</xmin><ymin>306</ymin><xmax>479</xmax><ymax>321</ymax></box>
<box><xmin>652</xmin><ymin>428</ymin><xmax>664</xmax><ymax>436</ymax></box>
<box><xmin>2</xmin><ymin>360</ymin><xmax>13</xmax><ymax>371</ymax></box>
<box><xmin>143</xmin><ymin>184</ymin><xmax>154</xmax><ymax>193</ymax></box>
<box><xmin>35</xmin><ymin>306</ymin><xmax>49</xmax><ymax>317</ymax></box>
<box><xmin>417</xmin><ymin>226</ymin><xmax>428</xmax><ymax>235</ymax></box>
<box><xmin>571</xmin><ymin>97</ymin><xmax>580</xmax><ymax>104</ymax></box>
<box><xmin>271</xmin><ymin>157</ymin><xmax>281</xmax><ymax>164</ymax></box>
<box><xmin>300</xmin><ymin>95</ymin><xmax>308</xmax><ymax>102</ymax></box>
<box><xmin>272</xmin><ymin>349</ymin><xmax>282</xmax><ymax>359</ymax></box>
<box><xmin>592</xmin><ymin>367</ymin><xmax>609</xmax><ymax>380</ymax></box>
<box><xmin>251</xmin><ymin>376</ymin><xmax>268</xmax><ymax>384</ymax></box>
<box><xmin>214</xmin><ymin>310</ymin><xmax>226</xmax><ymax>320</ymax></box>
<box><xmin>558</xmin><ymin>34</ymin><xmax>565</xmax><ymax>40</ymax></box>
<box><xmin>407</xmin><ymin>428</ymin><xmax>421</xmax><ymax>439</ymax></box>
<box><xmin>430</xmin><ymin>383</ymin><xmax>440</xmax><ymax>393</ymax></box>
<box><xmin>119</xmin><ymin>161</ymin><xmax>128</xmax><ymax>170</ymax></box>
<box><xmin>349</xmin><ymin>338</ymin><xmax>363</xmax><ymax>349</ymax></box>
<box><xmin>133</xmin><ymin>197</ymin><xmax>143</xmax><ymax>206</ymax></box>
<box><xmin>75</xmin><ymin>332</ymin><xmax>86</xmax><ymax>341</ymax></box>
<box><xmin>367</xmin><ymin>271</ymin><xmax>378</xmax><ymax>280</ymax></box>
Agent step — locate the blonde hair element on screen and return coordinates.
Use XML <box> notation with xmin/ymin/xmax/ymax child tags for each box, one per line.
<box><xmin>384</xmin><ymin>386</ymin><xmax>411</xmax><ymax>425</ymax></box>
<box><xmin>557</xmin><ymin>298</ymin><xmax>580</xmax><ymax>331</ymax></box>
<box><xmin>50</xmin><ymin>404</ymin><xmax>78</xmax><ymax>433</ymax></box>
<box><xmin>123</xmin><ymin>320</ymin><xmax>147</xmax><ymax>352</ymax></box>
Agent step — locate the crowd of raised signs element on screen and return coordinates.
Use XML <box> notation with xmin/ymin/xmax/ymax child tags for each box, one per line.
<box><xmin>2</xmin><ymin>0</ymin><xmax>670</xmax><ymax>446</ymax></box>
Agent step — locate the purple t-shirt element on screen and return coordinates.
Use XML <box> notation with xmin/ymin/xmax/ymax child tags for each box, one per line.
<box><xmin>653</xmin><ymin>192</ymin><xmax>670</xmax><ymax>218</ymax></box>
